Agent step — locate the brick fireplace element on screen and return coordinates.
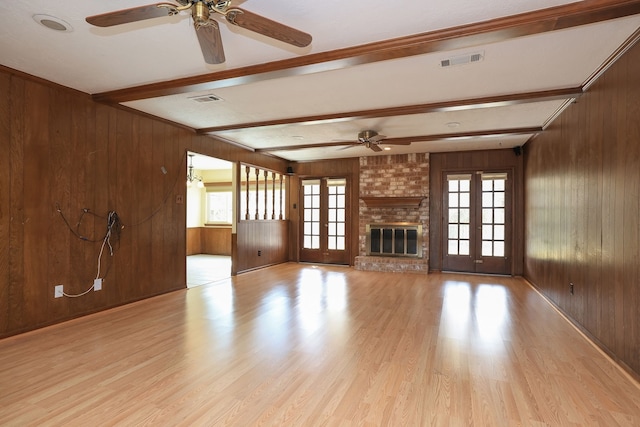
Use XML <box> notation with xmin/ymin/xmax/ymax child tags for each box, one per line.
<box><xmin>355</xmin><ymin>153</ymin><xmax>429</xmax><ymax>273</ymax></box>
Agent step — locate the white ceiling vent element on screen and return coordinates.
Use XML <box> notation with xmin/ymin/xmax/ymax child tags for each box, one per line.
<box><xmin>440</xmin><ymin>51</ymin><xmax>484</xmax><ymax>67</ymax></box>
<box><xmin>189</xmin><ymin>94</ymin><xmax>223</xmax><ymax>103</ymax></box>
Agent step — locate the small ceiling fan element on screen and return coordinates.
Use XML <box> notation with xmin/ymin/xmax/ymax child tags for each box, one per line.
<box><xmin>86</xmin><ymin>0</ymin><xmax>312</xmax><ymax>64</ymax></box>
<box><xmin>341</xmin><ymin>130</ymin><xmax>412</xmax><ymax>152</ymax></box>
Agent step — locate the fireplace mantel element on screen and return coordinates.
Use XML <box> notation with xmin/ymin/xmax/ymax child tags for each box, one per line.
<box><xmin>360</xmin><ymin>196</ymin><xmax>424</xmax><ymax>208</ymax></box>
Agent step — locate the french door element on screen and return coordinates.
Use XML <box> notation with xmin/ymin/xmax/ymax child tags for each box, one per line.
<box><xmin>443</xmin><ymin>171</ymin><xmax>512</xmax><ymax>275</ymax></box>
<box><xmin>299</xmin><ymin>177</ymin><xmax>350</xmax><ymax>265</ymax></box>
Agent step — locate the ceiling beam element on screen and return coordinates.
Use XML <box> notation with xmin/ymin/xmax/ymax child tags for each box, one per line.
<box><xmin>196</xmin><ymin>87</ymin><xmax>582</xmax><ymax>134</ymax></box>
<box><xmin>91</xmin><ymin>0</ymin><xmax>640</xmax><ymax>104</ymax></box>
<box><xmin>255</xmin><ymin>127</ymin><xmax>543</xmax><ymax>152</ymax></box>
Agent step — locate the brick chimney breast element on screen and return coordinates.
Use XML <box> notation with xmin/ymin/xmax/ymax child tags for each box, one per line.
<box><xmin>355</xmin><ymin>153</ymin><xmax>430</xmax><ymax>273</ymax></box>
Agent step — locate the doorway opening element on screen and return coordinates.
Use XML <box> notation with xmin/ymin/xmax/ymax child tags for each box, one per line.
<box><xmin>186</xmin><ymin>151</ymin><xmax>234</xmax><ymax>288</ymax></box>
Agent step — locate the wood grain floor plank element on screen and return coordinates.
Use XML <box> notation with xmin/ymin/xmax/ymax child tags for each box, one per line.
<box><xmin>0</xmin><ymin>263</ymin><xmax>639</xmax><ymax>426</ymax></box>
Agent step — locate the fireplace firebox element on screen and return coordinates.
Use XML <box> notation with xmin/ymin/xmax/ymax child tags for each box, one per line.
<box><xmin>366</xmin><ymin>223</ymin><xmax>422</xmax><ymax>258</ymax></box>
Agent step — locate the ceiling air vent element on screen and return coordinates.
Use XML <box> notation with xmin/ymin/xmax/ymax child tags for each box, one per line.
<box><xmin>189</xmin><ymin>94</ymin><xmax>223</xmax><ymax>103</ymax></box>
<box><xmin>440</xmin><ymin>51</ymin><xmax>484</xmax><ymax>67</ymax></box>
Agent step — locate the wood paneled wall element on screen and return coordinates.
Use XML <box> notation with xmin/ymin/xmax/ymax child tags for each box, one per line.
<box><xmin>235</xmin><ymin>221</ymin><xmax>288</xmax><ymax>273</ymax></box>
<box><xmin>0</xmin><ymin>66</ymin><xmax>287</xmax><ymax>338</ymax></box>
<box><xmin>288</xmin><ymin>158</ymin><xmax>360</xmax><ymax>264</ymax></box>
<box><xmin>524</xmin><ymin>41</ymin><xmax>640</xmax><ymax>377</ymax></box>
<box><xmin>429</xmin><ymin>149</ymin><xmax>524</xmax><ymax>274</ymax></box>
<box><xmin>186</xmin><ymin>228</ymin><xmax>202</xmax><ymax>255</ymax></box>
<box><xmin>186</xmin><ymin>227</ymin><xmax>232</xmax><ymax>256</ymax></box>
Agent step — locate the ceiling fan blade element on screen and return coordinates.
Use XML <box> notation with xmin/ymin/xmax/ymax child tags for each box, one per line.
<box><xmin>86</xmin><ymin>4</ymin><xmax>174</xmax><ymax>27</ymax></box>
<box><xmin>369</xmin><ymin>144</ymin><xmax>383</xmax><ymax>152</ymax></box>
<box><xmin>382</xmin><ymin>140</ymin><xmax>412</xmax><ymax>146</ymax></box>
<box><xmin>368</xmin><ymin>134</ymin><xmax>386</xmax><ymax>143</ymax></box>
<box><xmin>195</xmin><ymin>23</ymin><xmax>226</xmax><ymax>64</ymax></box>
<box><xmin>225</xmin><ymin>8</ymin><xmax>312</xmax><ymax>47</ymax></box>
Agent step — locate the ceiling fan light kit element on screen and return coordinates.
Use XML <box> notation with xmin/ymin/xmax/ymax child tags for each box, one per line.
<box><xmin>85</xmin><ymin>0</ymin><xmax>312</xmax><ymax>64</ymax></box>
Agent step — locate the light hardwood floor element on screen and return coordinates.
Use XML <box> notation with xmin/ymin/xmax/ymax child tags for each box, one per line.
<box><xmin>187</xmin><ymin>255</ymin><xmax>232</xmax><ymax>288</ymax></box>
<box><xmin>1</xmin><ymin>263</ymin><xmax>639</xmax><ymax>426</ymax></box>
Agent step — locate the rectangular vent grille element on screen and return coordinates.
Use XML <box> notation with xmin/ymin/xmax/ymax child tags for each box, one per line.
<box><xmin>189</xmin><ymin>94</ymin><xmax>223</xmax><ymax>103</ymax></box>
<box><xmin>440</xmin><ymin>51</ymin><xmax>484</xmax><ymax>67</ymax></box>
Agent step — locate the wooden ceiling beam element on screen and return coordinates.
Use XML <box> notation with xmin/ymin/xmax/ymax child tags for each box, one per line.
<box><xmin>91</xmin><ymin>0</ymin><xmax>640</xmax><ymax>104</ymax></box>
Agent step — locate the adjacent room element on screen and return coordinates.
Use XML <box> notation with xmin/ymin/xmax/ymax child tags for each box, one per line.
<box><xmin>1</xmin><ymin>0</ymin><xmax>639</xmax><ymax>424</ymax></box>
<box><xmin>186</xmin><ymin>153</ymin><xmax>233</xmax><ymax>287</ymax></box>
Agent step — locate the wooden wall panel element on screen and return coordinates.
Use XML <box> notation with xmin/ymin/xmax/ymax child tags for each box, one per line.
<box><xmin>0</xmin><ymin>65</ymin><xmax>288</xmax><ymax>338</ymax></box>
<box><xmin>186</xmin><ymin>227</ymin><xmax>232</xmax><ymax>255</ymax></box>
<box><xmin>235</xmin><ymin>221</ymin><xmax>288</xmax><ymax>273</ymax></box>
<box><xmin>524</xmin><ymin>41</ymin><xmax>640</xmax><ymax>376</ymax></box>
<box><xmin>429</xmin><ymin>149</ymin><xmax>524</xmax><ymax>274</ymax></box>
<box><xmin>0</xmin><ymin>71</ymin><xmax>10</xmax><ymax>332</ymax></box>
<box><xmin>202</xmin><ymin>228</ymin><xmax>232</xmax><ymax>256</ymax></box>
<box><xmin>186</xmin><ymin>228</ymin><xmax>201</xmax><ymax>255</ymax></box>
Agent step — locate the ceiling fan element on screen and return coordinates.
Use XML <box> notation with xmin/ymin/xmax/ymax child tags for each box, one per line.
<box><xmin>86</xmin><ymin>0</ymin><xmax>312</xmax><ymax>64</ymax></box>
<box><xmin>341</xmin><ymin>130</ymin><xmax>411</xmax><ymax>152</ymax></box>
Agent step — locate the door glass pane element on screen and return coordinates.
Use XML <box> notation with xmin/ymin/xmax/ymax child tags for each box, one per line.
<box><xmin>449</xmin><ymin>193</ymin><xmax>459</xmax><ymax>207</ymax></box>
<box><xmin>327</xmin><ymin>180</ymin><xmax>346</xmax><ymax>252</ymax></box>
<box><xmin>482</xmin><ymin>192</ymin><xmax>493</xmax><ymax>207</ymax></box>
<box><xmin>459</xmin><ymin>208</ymin><xmax>470</xmax><ymax>223</ymax></box>
<box><xmin>459</xmin><ymin>240</ymin><xmax>470</xmax><ymax>255</ymax></box>
<box><xmin>482</xmin><ymin>226</ymin><xmax>493</xmax><ymax>240</ymax></box>
<box><xmin>460</xmin><ymin>224</ymin><xmax>470</xmax><ymax>239</ymax></box>
<box><xmin>482</xmin><ymin>241</ymin><xmax>493</xmax><ymax>256</ymax></box>
<box><xmin>480</xmin><ymin>173</ymin><xmax>507</xmax><ymax>258</ymax></box>
<box><xmin>460</xmin><ymin>193</ymin><xmax>470</xmax><ymax>207</ymax></box>
<box><xmin>446</xmin><ymin>175</ymin><xmax>471</xmax><ymax>256</ymax></box>
<box><xmin>302</xmin><ymin>180</ymin><xmax>321</xmax><ymax>249</ymax></box>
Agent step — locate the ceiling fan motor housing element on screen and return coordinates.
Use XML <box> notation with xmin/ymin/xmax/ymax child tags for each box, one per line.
<box><xmin>192</xmin><ymin>2</ymin><xmax>210</xmax><ymax>27</ymax></box>
<box><xmin>358</xmin><ymin>130</ymin><xmax>378</xmax><ymax>142</ymax></box>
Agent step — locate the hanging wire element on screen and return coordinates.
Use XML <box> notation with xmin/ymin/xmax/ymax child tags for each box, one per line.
<box><xmin>55</xmin><ymin>150</ymin><xmax>189</xmax><ymax>297</ymax></box>
<box><xmin>61</xmin><ymin>210</ymin><xmax>122</xmax><ymax>298</ymax></box>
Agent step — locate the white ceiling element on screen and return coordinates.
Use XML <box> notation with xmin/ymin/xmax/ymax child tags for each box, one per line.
<box><xmin>2</xmin><ymin>0</ymin><xmax>640</xmax><ymax>162</ymax></box>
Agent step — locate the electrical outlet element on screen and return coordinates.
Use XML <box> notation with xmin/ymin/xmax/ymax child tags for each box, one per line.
<box><xmin>258</xmin><ymin>250</ymin><xmax>262</xmax><ymax>256</ymax></box>
<box><xmin>54</xmin><ymin>285</ymin><xmax>63</xmax><ymax>298</ymax></box>
<box><xmin>94</xmin><ymin>278</ymin><xmax>102</xmax><ymax>291</ymax></box>
<box><xmin>569</xmin><ymin>282</ymin><xmax>574</xmax><ymax>295</ymax></box>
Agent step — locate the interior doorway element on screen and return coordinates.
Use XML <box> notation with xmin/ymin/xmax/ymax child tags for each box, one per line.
<box><xmin>185</xmin><ymin>151</ymin><xmax>234</xmax><ymax>287</ymax></box>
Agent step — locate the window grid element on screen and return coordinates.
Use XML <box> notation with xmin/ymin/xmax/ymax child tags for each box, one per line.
<box><xmin>481</xmin><ymin>177</ymin><xmax>506</xmax><ymax>257</ymax></box>
<box><xmin>327</xmin><ymin>184</ymin><xmax>346</xmax><ymax>250</ymax></box>
<box><xmin>447</xmin><ymin>177</ymin><xmax>471</xmax><ymax>256</ymax></box>
<box><xmin>303</xmin><ymin>183</ymin><xmax>321</xmax><ymax>249</ymax></box>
